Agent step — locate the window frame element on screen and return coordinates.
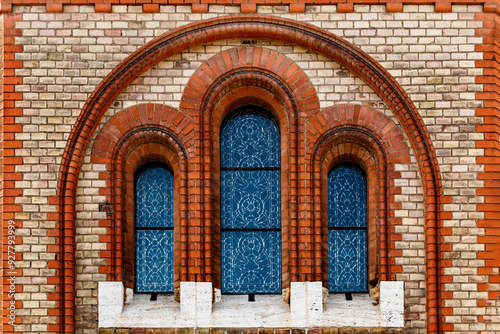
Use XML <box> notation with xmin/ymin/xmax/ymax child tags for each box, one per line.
<box><xmin>133</xmin><ymin>162</ymin><xmax>176</xmax><ymax>293</ymax></box>
<box><xmin>219</xmin><ymin>105</ymin><xmax>283</xmax><ymax>294</ymax></box>
<box><xmin>327</xmin><ymin>162</ymin><xmax>369</xmax><ymax>293</ymax></box>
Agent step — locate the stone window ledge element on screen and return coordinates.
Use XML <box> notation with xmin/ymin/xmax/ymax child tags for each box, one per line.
<box><xmin>98</xmin><ymin>282</ymin><xmax>404</xmax><ymax>329</ymax></box>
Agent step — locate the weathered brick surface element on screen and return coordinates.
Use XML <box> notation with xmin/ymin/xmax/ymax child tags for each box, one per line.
<box><xmin>2</xmin><ymin>3</ymin><xmax>495</xmax><ymax>334</ymax></box>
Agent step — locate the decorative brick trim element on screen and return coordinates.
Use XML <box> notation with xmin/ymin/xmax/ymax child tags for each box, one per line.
<box><xmin>192</xmin><ymin>3</ymin><xmax>208</xmax><ymax>12</ymax></box>
<box><xmin>475</xmin><ymin>8</ymin><xmax>500</xmax><ymax>333</ymax></box>
<box><xmin>95</xmin><ymin>3</ymin><xmax>112</xmax><ymax>13</ymax></box>
<box><xmin>337</xmin><ymin>3</ymin><xmax>353</xmax><ymax>13</ymax></box>
<box><xmin>0</xmin><ymin>0</ymin><xmax>492</xmax><ymax>7</ymax></box>
<box><xmin>46</xmin><ymin>3</ymin><xmax>63</xmax><ymax>12</ymax></box>
<box><xmin>143</xmin><ymin>3</ymin><xmax>159</xmax><ymax>13</ymax></box>
<box><xmin>386</xmin><ymin>3</ymin><xmax>403</xmax><ymax>12</ymax></box>
<box><xmin>435</xmin><ymin>2</ymin><xmax>452</xmax><ymax>12</ymax></box>
<box><xmin>289</xmin><ymin>3</ymin><xmax>305</xmax><ymax>13</ymax></box>
<box><xmin>241</xmin><ymin>3</ymin><xmax>257</xmax><ymax>13</ymax></box>
<box><xmin>309</xmin><ymin>104</ymin><xmax>411</xmax><ymax>285</ymax></box>
<box><xmin>2</xmin><ymin>11</ymin><xmax>25</xmax><ymax>334</ymax></box>
<box><xmin>307</xmin><ymin>105</ymin><xmax>411</xmax><ymax>164</ymax></box>
<box><xmin>56</xmin><ymin>16</ymin><xmax>442</xmax><ymax>333</ymax></box>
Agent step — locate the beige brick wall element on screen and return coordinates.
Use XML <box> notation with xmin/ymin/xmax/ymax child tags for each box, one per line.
<box><xmin>11</xmin><ymin>4</ymin><xmax>484</xmax><ymax>333</ymax></box>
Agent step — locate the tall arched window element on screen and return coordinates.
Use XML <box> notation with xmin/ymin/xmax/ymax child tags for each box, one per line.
<box><xmin>328</xmin><ymin>164</ymin><xmax>367</xmax><ymax>292</ymax></box>
<box><xmin>220</xmin><ymin>106</ymin><xmax>281</xmax><ymax>294</ymax></box>
<box><xmin>135</xmin><ymin>163</ymin><xmax>174</xmax><ymax>293</ymax></box>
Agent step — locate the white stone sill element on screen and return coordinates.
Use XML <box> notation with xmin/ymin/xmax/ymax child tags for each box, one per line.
<box><xmin>98</xmin><ymin>281</ymin><xmax>404</xmax><ymax>328</ymax></box>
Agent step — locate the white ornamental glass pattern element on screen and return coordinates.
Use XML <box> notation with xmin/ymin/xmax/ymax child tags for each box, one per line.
<box><xmin>221</xmin><ymin>170</ymin><xmax>280</xmax><ymax>229</ymax></box>
<box><xmin>328</xmin><ymin>166</ymin><xmax>368</xmax><ymax>292</ymax></box>
<box><xmin>221</xmin><ymin>108</ymin><xmax>281</xmax><ymax>294</ymax></box>
<box><xmin>135</xmin><ymin>166</ymin><xmax>174</xmax><ymax>292</ymax></box>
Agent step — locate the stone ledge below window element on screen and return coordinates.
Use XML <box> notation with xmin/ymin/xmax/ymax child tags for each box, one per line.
<box><xmin>98</xmin><ymin>282</ymin><xmax>404</xmax><ymax>329</ymax></box>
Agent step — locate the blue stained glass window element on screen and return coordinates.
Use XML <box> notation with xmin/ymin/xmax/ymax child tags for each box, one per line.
<box><xmin>328</xmin><ymin>230</ymin><xmax>367</xmax><ymax>292</ymax></box>
<box><xmin>136</xmin><ymin>230</ymin><xmax>174</xmax><ymax>292</ymax></box>
<box><xmin>221</xmin><ymin>170</ymin><xmax>280</xmax><ymax>229</ymax></box>
<box><xmin>328</xmin><ymin>166</ymin><xmax>367</xmax><ymax>292</ymax></box>
<box><xmin>328</xmin><ymin>167</ymin><xmax>367</xmax><ymax>228</ymax></box>
<box><xmin>221</xmin><ymin>231</ymin><xmax>281</xmax><ymax>293</ymax></box>
<box><xmin>221</xmin><ymin>112</ymin><xmax>280</xmax><ymax>168</ymax></box>
<box><xmin>221</xmin><ymin>108</ymin><xmax>281</xmax><ymax>294</ymax></box>
<box><xmin>136</xmin><ymin>167</ymin><xmax>174</xmax><ymax>228</ymax></box>
<box><xmin>135</xmin><ymin>166</ymin><xmax>174</xmax><ymax>293</ymax></box>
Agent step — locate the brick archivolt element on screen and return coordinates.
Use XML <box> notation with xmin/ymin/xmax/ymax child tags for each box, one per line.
<box><xmin>91</xmin><ymin>115</ymin><xmax>191</xmax><ymax>288</ymax></box>
<box><xmin>180</xmin><ymin>46</ymin><xmax>319</xmax><ymax>285</ymax></box>
<box><xmin>309</xmin><ymin>104</ymin><xmax>412</xmax><ymax>288</ymax></box>
<box><xmin>90</xmin><ymin>54</ymin><xmax>414</xmax><ymax>296</ymax></box>
<box><xmin>55</xmin><ymin>15</ymin><xmax>441</xmax><ymax>333</ymax></box>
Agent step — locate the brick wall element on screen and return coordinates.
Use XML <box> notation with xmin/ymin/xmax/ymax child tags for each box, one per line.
<box><xmin>1</xmin><ymin>2</ymin><xmax>498</xmax><ymax>334</ymax></box>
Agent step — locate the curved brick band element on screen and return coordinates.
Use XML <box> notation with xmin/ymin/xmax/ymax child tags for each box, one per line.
<box><xmin>91</xmin><ymin>104</ymin><xmax>191</xmax><ymax>287</ymax></box>
<box><xmin>309</xmin><ymin>104</ymin><xmax>411</xmax><ymax>285</ymax></box>
<box><xmin>57</xmin><ymin>15</ymin><xmax>441</xmax><ymax>333</ymax></box>
<box><xmin>180</xmin><ymin>47</ymin><xmax>319</xmax><ymax>284</ymax></box>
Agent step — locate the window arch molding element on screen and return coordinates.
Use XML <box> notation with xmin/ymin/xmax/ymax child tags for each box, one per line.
<box><xmin>118</xmin><ymin>136</ymin><xmax>186</xmax><ymax>292</ymax></box>
<box><xmin>184</xmin><ymin>48</ymin><xmax>320</xmax><ymax>287</ymax></box>
<box><xmin>90</xmin><ymin>105</ymin><xmax>191</xmax><ymax>292</ymax></box>
<box><xmin>314</xmin><ymin>128</ymin><xmax>388</xmax><ymax>288</ymax></box>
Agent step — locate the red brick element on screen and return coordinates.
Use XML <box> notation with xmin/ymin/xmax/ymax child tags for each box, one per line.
<box><xmin>337</xmin><ymin>3</ymin><xmax>353</xmax><ymax>13</ymax></box>
<box><xmin>386</xmin><ymin>2</ymin><xmax>403</xmax><ymax>12</ymax></box>
<box><xmin>241</xmin><ymin>3</ymin><xmax>256</xmax><ymax>13</ymax></box>
<box><xmin>192</xmin><ymin>3</ymin><xmax>208</xmax><ymax>12</ymax></box>
<box><xmin>289</xmin><ymin>3</ymin><xmax>305</xmax><ymax>13</ymax></box>
<box><xmin>143</xmin><ymin>4</ymin><xmax>159</xmax><ymax>12</ymax></box>
<box><xmin>435</xmin><ymin>2</ymin><xmax>452</xmax><ymax>12</ymax></box>
<box><xmin>46</xmin><ymin>3</ymin><xmax>63</xmax><ymax>12</ymax></box>
<box><xmin>95</xmin><ymin>3</ymin><xmax>112</xmax><ymax>12</ymax></box>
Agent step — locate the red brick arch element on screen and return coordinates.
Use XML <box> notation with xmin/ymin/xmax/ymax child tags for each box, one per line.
<box><xmin>89</xmin><ymin>103</ymin><xmax>192</xmax><ymax>291</ymax></box>
<box><xmin>307</xmin><ymin>104</ymin><xmax>411</xmax><ymax>163</ymax></box>
<box><xmin>55</xmin><ymin>16</ymin><xmax>442</xmax><ymax>333</ymax></box>
<box><xmin>308</xmin><ymin>104</ymin><xmax>412</xmax><ymax>289</ymax></box>
<box><xmin>179</xmin><ymin>47</ymin><xmax>319</xmax><ymax>285</ymax></box>
<box><xmin>91</xmin><ymin>103</ymin><xmax>195</xmax><ymax>163</ymax></box>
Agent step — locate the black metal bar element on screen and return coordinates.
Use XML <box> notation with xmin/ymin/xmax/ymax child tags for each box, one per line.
<box><xmin>150</xmin><ymin>293</ymin><xmax>158</xmax><ymax>301</ymax></box>
<box><xmin>248</xmin><ymin>294</ymin><xmax>255</xmax><ymax>302</ymax></box>
<box><xmin>136</xmin><ymin>227</ymin><xmax>174</xmax><ymax>231</ymax></box>
<box><xmin>328</xmin><ymin>226</ymin><xmax>367</xmax><ymax>230</ymax></box>
<box><xmin>221</xmin><ymin>228</ymin><xmax>281</xmax><ymax>232</ymax></box>
<box><xmin>345</xmin><ymin>292</ymin><xmax>352</xmax><ymax>301</ymax></box>
<box><xmin>221</xmin><ymin>167</ymin><xmax>280</xmax><ymax>171</ymax></box>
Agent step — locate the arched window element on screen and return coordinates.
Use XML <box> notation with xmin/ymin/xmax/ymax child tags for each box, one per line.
<box><xmin>328</xmin><ymin>164</ymin><xmax>367</xmax><ymax>292</ymax></box>
<box><xmin>135</xmin><ymin>164</ymin><xmax>174</xmax><ymax>293</ymax></box>
<box><xmin>220</xmin><ymin>106</ymin><xmax>281</xmax><ymax>294</ymax></box>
